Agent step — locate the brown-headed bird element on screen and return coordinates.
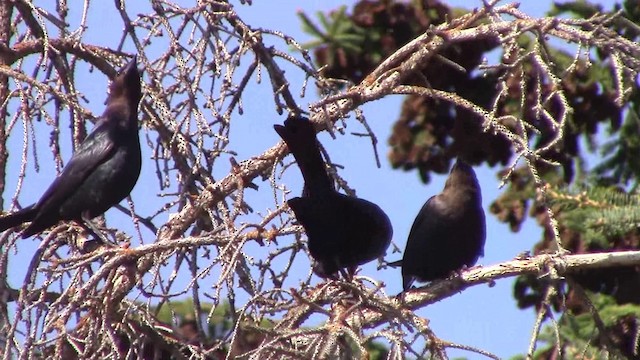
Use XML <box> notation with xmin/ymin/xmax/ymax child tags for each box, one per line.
<box><xmin>397</xmin><ymin>159</ymin><xmax>486</xmax><ymax>290</ymax></box>
<box><xmin>274</xmin><ymin>116</ymin><xmax>392</xmax><ymax>278</ymax></box>
<box><xmin>0</xmin><ymin>56</ymin><xmax>143</xmax><ymax>240</ymax></box>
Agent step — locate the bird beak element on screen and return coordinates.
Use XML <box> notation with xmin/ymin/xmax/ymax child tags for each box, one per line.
<box><xmin>121</xmin><ymin>55</ymin><xmax>139</xmax><ymax>77</ymax></box>
<box><xmin>452</xmin><ymin>158</ymin><xmax>462</xmax><ymax>172</ymax></box>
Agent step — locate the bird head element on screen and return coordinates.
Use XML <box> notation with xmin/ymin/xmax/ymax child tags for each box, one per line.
<box><xmin>108</xmin><ymin>55</ymin><xmax>142</xmax><ymax>108</ymax></box>
<box><xmin>273</xmin><ymin>116</ymin><xmax>316</xmax><ymax>142</ymax></box>
<box><xmin>444</xmin><ymin>159</ymin><xmax>480</xmax><ymax>191</ymax></box>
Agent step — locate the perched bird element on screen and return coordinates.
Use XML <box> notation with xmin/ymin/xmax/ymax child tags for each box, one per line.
<box><xmin>396</xmin><ymin>159</ymin><xmax>486</xmax><ymax>290</ymax></box>
<box><xmin>0</xmin><ymin>56</ymin><xmax>143</xmax><ymax>240</ymax></box>
<box><xmin>274</xmin><ymin>116</ymin><xmax>393</xmax><ymax>278</ymax></box>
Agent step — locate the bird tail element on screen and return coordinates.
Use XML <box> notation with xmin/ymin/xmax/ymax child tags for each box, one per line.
<box><xmin>0</xmin><ymin>205</ymin><xmax>37</xmax><ymax>234</ymax></box>
<box><xmin>274</xmin><ymin>116</ymin><xmax>333</xmax><ymax>196</ymax></box>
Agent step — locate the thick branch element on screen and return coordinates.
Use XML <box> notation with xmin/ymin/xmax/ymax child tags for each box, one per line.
<box><xmin>276</xmin><ymin>251</ymin><xmax>640</xmax><ymax>331</ymax></box>
<box><xmin>359</xmin><ymin>251</ymin><xmax>640</xmax><ymax>329</ymax></box>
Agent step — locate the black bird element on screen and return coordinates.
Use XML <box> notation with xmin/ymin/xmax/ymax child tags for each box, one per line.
<box><xmin>396</xmin><ymin>159</ymin><xmax>486</xmax><ymax>290</ymax></box>
<box><xmin>274</xmin><ymin>116</ymin><xmax>393</xmax><ymax>278</ymax></box>
<box><xmin>0</xmin><ymin>56</ymin><xmax>143</xmax><ymax>240</ymax></box>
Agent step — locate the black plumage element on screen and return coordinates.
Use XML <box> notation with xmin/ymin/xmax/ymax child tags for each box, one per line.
<box><xmin>0</xmin><ymin>56</ymin><xmax>143</xmax><ymax>239</ymax></box>
<box><xmin>398</xmin><ymin>159</ymin><xmax>486</xmax><ymax>290</ymax></box>
<box><xmin>274</xmin><ymin>116</ymin><xmax>393</xmax><ymax>278</ymax></box>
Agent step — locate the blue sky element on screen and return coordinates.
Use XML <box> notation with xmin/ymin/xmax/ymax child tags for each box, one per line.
<box><xmin>4</xmin><ymin>1</ymin><xmax>622</xmax><ymax>359</ymax></box>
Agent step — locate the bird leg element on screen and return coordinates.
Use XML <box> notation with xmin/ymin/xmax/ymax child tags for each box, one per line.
<box><xmin>80</xmin><ymin>213</ymin><xmax>115</xmax><ymax>247</ymax></box>
<box><xmin>339</xmin><ymin>268</ymin><xmax>351</xmax><ymax>281</ymax></box>
<box><xmin>339</xmin><ymin>266</ymin><xmax>358</xmax><ymax>282</ymax></box>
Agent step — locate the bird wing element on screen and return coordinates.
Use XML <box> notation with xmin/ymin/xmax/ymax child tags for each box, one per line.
<box><xmin>405</xmin><ymin>195</ymin><xmax>440</xmax><ymax>242</ymax></box>
<box><xmin>401</xmin><ymin>195</ymin><xmax>444</xmax><ymax>289</ymax></box>
<box><xmin>35</xmin><ymin>120</ymin><xmax>116</xmax><ymax>212</ymax></box>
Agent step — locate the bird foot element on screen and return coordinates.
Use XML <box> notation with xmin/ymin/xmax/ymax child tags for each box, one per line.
<box><xmin>456</xmin><ymin>264</ymin><xmax>482</xmax><ymax>276</ymax></box>
<box><xmin>77</xmin><ymin>238</ymin><xmax>105</xmax><ymax>253</ymax></box>
<box><xmin>80</xmin><ymin>217</ymin><xmax>117</xmax><ymax>247</ymax></box>
<box><xmin>449</xmin><ymin>264</ymin><xmax>482</xmax><ymax>281</ymax></box>
<box><xmin>449</xmin><ymin>267</ymin><xmax>466</xmax><ymax>279</ymax></box>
